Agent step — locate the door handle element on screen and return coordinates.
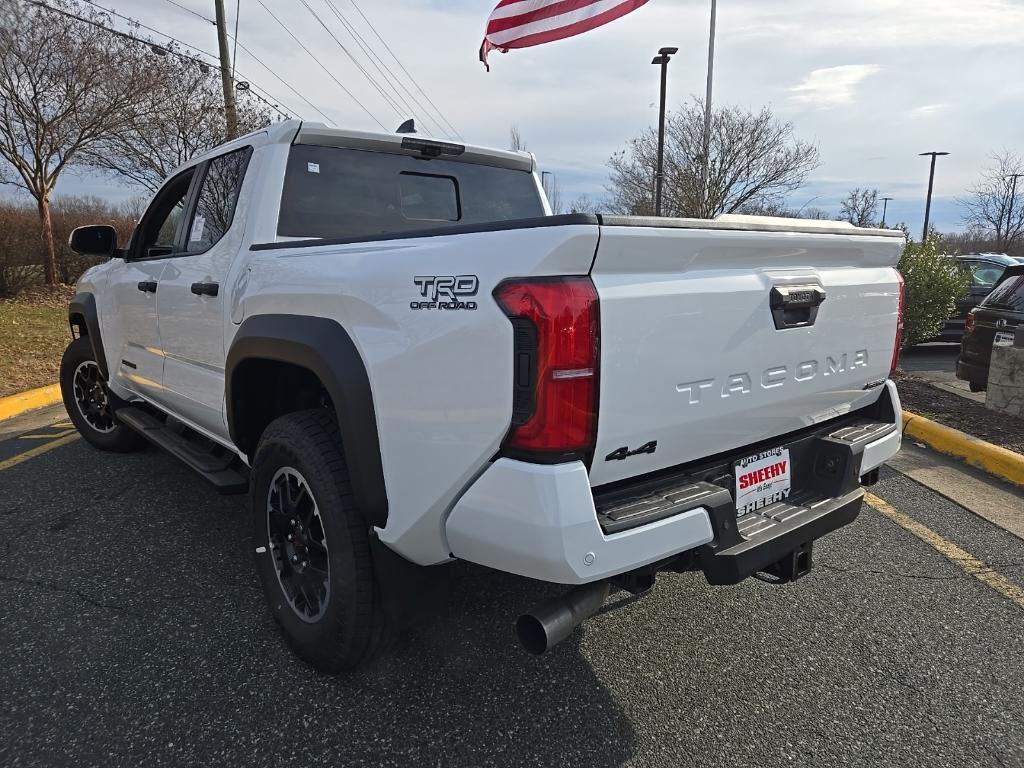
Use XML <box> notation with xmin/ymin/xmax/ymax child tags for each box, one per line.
<box><xmin>190</xmin><ymin>282</ymin><xmax>219</xmax><ymax>297</ymax></box>
<box><xmin>137</xmin><ymin>280</ymin><xmax>157</xmax><ymax>293</ymax></box>
<box><xmin>769</xmin><ymin>284</ymin><xmax>826</xmax><ymax>329</ymax></box>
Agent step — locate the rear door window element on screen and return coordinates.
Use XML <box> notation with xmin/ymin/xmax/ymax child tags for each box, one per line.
<box><xmin>983</xmin><ymin>274</ymin><xmax>1024</xmax><ymax>311</ymax></box>
<box><xmin>277</xmin><ymin>145</ymin><xmax>543</xmax><ymax>240</ymax></box>
<box><xmin>185</xmin><ymin>147</ymin><xmax>252</xmax><ymax>253</ymax></box>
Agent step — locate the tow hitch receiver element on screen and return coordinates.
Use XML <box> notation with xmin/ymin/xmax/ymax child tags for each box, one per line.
<box><xmin>762</xmin><ymin>541</ymin><xmax>813</xmax><ymax>583</ymax></box>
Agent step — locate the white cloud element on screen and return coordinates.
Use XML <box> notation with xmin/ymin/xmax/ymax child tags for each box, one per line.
<box><xmin>908</xmin><ymin>104</ymin><xmax>950</xmax><ymax>119</ymax></box>
<box><xmin>788</xmin><ymin>65</ymin><xmax>881</xmax><ymax>109</ymax></box>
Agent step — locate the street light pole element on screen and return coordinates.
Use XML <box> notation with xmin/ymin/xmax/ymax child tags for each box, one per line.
<box><xmin>701</xmin><ymin>0</ymin><xmax>717</xmax><ymax>216</ymax></box>
<box><xmin>919</xmin><ymin>151</ymin><xmax>949</xmax><ymax>242</ymax></box>
<box><xmin>652</xmin><ymin>47</ymin><xmax>677</xmax><ymax>217</ymax></box>
<box><xmin>880</xmin><ymin>197</ymin><xmax>893</xmax><ymax>227</ymax></box>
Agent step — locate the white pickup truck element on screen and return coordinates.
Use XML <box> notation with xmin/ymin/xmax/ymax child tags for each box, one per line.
<box><xmin>62</xmin><ymin>120</ymin><xmax>905</xmax><ymax>671</ymax></box>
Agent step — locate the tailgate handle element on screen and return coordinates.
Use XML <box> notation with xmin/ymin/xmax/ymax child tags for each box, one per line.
<box><xmin>770</xmin><ymin>285</ymin><xmax>826</xmax><ymax>329</ymax></box>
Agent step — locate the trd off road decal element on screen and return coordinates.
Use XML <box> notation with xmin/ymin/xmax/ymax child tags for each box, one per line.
<box><xmin>411</xmin><ymin>275</ymin><xmax>479</xmax><ymax>310</ymax></box>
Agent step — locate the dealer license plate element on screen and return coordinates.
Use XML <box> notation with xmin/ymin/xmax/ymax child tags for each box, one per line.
<box><xmin>994</xmin><ymin>331</ymin><xmax>1015</xmax><ymax>347</ymax></box>
<box><xmin>734</xmin><ymin>447</ymin><xmax>792</xmax><ymax>517</ymax></box>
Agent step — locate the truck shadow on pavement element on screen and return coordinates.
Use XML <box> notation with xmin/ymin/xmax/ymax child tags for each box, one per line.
<box><xmin>1</xmin><ymin>441</ymin><xmax>638</xmax><ymax>767</ymax></box>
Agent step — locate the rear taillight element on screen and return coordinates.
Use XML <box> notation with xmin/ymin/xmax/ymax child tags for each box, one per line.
<box><xmin>891</xmin><ymin>270</ymin><xmax>905</xmax><ymax>375</ymax></box>
<box><xmin>964</xmin><ymin>312</ymin><xmax>976</xmax><ymax>335</ymax></box>
<box><xmin>494</xmin><ymin>277</ymin><xmax>599</xmax><ymax>461</ymax></box>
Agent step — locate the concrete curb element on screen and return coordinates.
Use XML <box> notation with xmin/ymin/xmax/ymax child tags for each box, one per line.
<box><xmin>902</xmin><ymin>409</ymin><xmax>1024</xmax><ymax>488</ymax></box>
<box><xmin>0</xmin><ymin>384</ymin><xmax>63</xmax><ymax>422</ymax></box>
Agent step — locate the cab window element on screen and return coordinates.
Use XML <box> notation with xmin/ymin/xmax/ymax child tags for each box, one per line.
<box><xmin>132</xmin><ymin>168</ymin><xmax>195</xmax><ymax>259</ymax></box>
<box><xmin>184</xmin><ymin>147</ymin><xmax>252</xmax><ymax>254</ymax></box>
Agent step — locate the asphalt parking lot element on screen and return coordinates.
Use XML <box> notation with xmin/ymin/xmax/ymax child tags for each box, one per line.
<box><xmin>1</xmin><ymin>405</ymin><xmax>1023</xmax><ymax>767</ymax></box>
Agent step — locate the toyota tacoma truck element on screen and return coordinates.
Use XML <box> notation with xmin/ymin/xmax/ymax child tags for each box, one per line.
<box><xmin>61</xmin><ymin>120</ymin><xmax>905</xmax><ymax>671</ymax></box>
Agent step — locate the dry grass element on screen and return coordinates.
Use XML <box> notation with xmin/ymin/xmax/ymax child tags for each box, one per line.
<box><xmin>0</xmin><ymin>286</ymin><xmax>74</xmax><ymax>398</ymax></box>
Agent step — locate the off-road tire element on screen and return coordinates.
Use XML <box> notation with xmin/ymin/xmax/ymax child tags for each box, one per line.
<box><xmin>250</xmin><ymin>409</ymin><xmax>383</xmax><ymax>672</ymax></box>
<box><xmin>59</xmin><ymin>336</ymin><xmax>141</xmax><ymax>452</ymax></box>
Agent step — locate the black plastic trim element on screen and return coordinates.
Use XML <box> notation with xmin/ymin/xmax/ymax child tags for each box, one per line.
<box><xmin>225</xmin><ymin>314</ymin><xmax>388</xmax><ymax>527</ymax></box>
<box><xmin>249</xmin><ymin>213</ymin><xmax>600</xmax><ymax>251</ymax></box>
<box><xmin>68</xmin><ymin>292</ymin><xmax>108</xmax><ymax>380</ymax></box>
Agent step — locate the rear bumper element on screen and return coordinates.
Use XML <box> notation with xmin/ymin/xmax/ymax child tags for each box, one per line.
<box><xmin>446</xmin><ymin>459</ymin><xmax>716</xmax><ymax>584</ymax></box>
<box><xmin>446</xmin><ymin>381</ymin><xmax>902</xmax><ymax>585</ymax></box>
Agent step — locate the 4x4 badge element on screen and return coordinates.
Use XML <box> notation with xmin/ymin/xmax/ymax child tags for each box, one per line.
<box><xmin>605</xmin><ymin>441</ymin><xmax>657</xmax><ymax>462</ymax></box>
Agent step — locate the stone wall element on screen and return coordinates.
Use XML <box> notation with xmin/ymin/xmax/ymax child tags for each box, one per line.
<box><xmin>987</xmin><ymin>344</ymin><xmax>1024</xmax><ymax>418</ymax></box>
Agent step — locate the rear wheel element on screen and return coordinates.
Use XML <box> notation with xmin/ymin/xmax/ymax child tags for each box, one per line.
<box><xmin>969</xmin><ymin>381</ymin><xmax>986</xmax><ymax>393</ymax></box>
<box><xmin>59</xmin><ymin>336</ymin><xmax>141</xmax><ymax>452</ymax></box>
<box><xmin>250</xmin><ymin>409</ymin><xmax>383</xmax><ymax>672</ymax></box>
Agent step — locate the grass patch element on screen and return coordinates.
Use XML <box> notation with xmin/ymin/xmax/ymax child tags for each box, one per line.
<box><xmin>0</xmin><ymin>288</ymin><xmax>73</xmax><ymax>398</ymax></box>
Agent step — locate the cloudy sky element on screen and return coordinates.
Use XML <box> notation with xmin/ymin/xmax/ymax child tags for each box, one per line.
<box><xmin>53</xmin><ymin>0</ymin><xmax>1024</xmax><ymax>233</ymax></box>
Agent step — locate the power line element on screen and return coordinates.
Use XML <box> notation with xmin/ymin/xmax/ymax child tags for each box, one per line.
<box><xmin>255</xmin><ymin>0</ymin><xmax>386</xmax><ymax>129</ymax></box>
<box><xmin>347</xmin><ymin>0</ymin><xmax>461</xmax><ymax>138</ymax></box>
<box><xmin>320</xmin><ymin>0</ymin><xmax>449</xmax><ymax>137</ymax></box>
<box><xmin>296</xmin><ymin>0</ymin><xmax>404</xmax><ymax>119</ymax></box>
<box><xmin>231</xmin><ymin>38</ymin><xmax>336</xmax><ymax>125</ymax></box>
<box><xmin>153</xmin><ymin>0</ymin><xmax>334</xmax><ymax>125</ymax></box>
<box><xmin>231</xmin><ymin>0</ymin><xmax>240</xmax><ymax>81</ymax></box>
<box><xmin>31</xmin><ymin>0</ymin><xmax>295</xmax><ymax>120</ymax></box>
<box><xmin>158</xmin><ymin>0</ymin><xmax>214</xmax><ymax>26</ymax></box>
<box><xmin>73</xmin><ymin>0</ymin><xmax>288</xmax><ymax>116</ymax></box>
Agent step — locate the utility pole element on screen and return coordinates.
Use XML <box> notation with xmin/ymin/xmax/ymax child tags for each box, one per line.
<box><xmin>1004</xmin><ymin>173</ymin><xmax>1023</xmax><ymax>250</ymax></box>
<box><xmin>880</xmin><ymin>196</ymin><xmax>893</xmax><ymax>227</ymax></box>
<box><xmin>214</xmin><ymin>0</ymin><xmax>239</xmax><ymax>140</ymax></box>
<box><xmin>701</xmin><ymin>0</ymin><xmax>717</xmax><ymax>217</ymax></box>
<box><xmin>651</xmin><ymin>47</ymin><xmax>677</xmax><ymax>217</ymax></box>
<box><xmin>919</xmin><ymin>151</ymin><xmax>949</xmax><ymax>242</ymax></box>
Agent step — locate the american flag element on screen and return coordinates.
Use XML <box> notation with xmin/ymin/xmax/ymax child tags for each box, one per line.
<box><xmin>480</xmin><ymin>0</ymin><xmax>651</xmax><ymax>69</ymax></box>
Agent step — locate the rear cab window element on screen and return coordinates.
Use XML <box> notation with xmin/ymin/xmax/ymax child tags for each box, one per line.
<box><xmin>276</xmin><ymin>145</ymin><xmax>544</xmax><ymax>240</ymax></box>
<box><xmin>983</xmin><ymin>273</ymin><xmax>1024</xmax><ymax>311</ymax></box>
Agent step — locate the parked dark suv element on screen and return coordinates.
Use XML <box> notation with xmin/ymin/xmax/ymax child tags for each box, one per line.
<box><xmin>936</xmin><ymin>253</ymin><xmax>1024</xmax><ymax>342</ymax></box>
<box><xmin>957</xmin><ymin>264</ymin><xmax>1024</xmax><ymax>391</ymax></box>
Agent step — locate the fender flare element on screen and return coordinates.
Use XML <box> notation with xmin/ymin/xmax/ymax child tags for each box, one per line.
<box><xmin>68</xmin><ymin>292</ymin><xmax>109</xmax><ymax>380</ymax></box>
<box><xmin>225</xmin><ymin>314</ymin><xmax>388</xmax><ymax>527</ymax></box>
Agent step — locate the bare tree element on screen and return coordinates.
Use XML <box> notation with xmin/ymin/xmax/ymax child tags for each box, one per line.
<box><xmin>607</xmin><ymin>99</ymin><xmax>820</xmax><ymax>218</ymax></box>
<box><xmin>567</xmin><ymin>194</ymin><xmax>603</xmax><ymax>214</ymax></box>
<box><xmin>542</xmin><ymin>173</ymin><xmax>563</xmax><ymax>214</ymax></box>
<box><xmin>958</xmin><ymin>151</ymin><xmax>1024</xmax><ymax>255</ymax></box>
<box><xmin>80</xmin><ymin>50</ymin><xmax>274</xmax><ymax>193</ymax></box>
<box><xmin>839</xmin><ymin>188</ymin><xmax>879</xmax><ymax>227</ymax></box>
<box><xmin>0</xmin><ymin>0</ymin><xmax>163</xmax><ymax>284</ymax></box>
<box><xmin>509</xmin><ymin>125</ymin><xmax>527</xmax><ymax>152</ymax></box>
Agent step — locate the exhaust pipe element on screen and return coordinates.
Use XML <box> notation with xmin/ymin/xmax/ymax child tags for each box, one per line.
<box><xmin>515</xmin><ymin>581</ymin><xmax>610</xmax><ymax>655</ymax></box>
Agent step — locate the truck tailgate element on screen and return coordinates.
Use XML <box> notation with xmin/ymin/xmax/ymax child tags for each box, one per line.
<box><xmin>588</xmin><ymin>219</ymin><xmax>904</xmax><ymax>487</ymax></box>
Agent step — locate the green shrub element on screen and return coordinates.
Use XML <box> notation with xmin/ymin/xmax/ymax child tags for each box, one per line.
<box><xmin>897</xmin><ymin>235</ymin><xmax>969</xmax><ymax>349</ymax></box>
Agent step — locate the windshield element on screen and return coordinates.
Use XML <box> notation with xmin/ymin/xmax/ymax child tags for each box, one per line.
<box><xmin>277</xmin><ymin>145</ymin><xmax>545</xmax><ymax>241</ymax></box>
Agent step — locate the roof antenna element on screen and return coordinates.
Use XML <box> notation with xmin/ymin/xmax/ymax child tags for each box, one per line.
<box><xmin>396</xmin><ymin>119</ymin><xmax>417</xmax><ymax>134</ymax></box>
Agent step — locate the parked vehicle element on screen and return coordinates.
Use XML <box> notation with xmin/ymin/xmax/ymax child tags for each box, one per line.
<box><xmin>933</xmin><ymin>253</ymin><xmax>1022</xmax><ymax>342</ymax></box>
<box><xmin>957</xmin><ymin>264</ymin><xmax>1024</xmax><ymax>391</ymax></box>
<box><xmin>60</xmin><ymin>120</ymin><xmax>905</xmax><ymax>671</ymax></box>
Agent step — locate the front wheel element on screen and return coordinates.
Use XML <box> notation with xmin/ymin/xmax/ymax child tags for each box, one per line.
<box><xmin>969</xmin><ymin>381</ymin><xmax>986</xmax><ymax>393</ymax></box>
<box><xmin>59</xmin><ymin>336</ymin><xmax>141</xmax><ymax>452</ymax></box>
<box><xmin>250</xmin><ymin>409</ymin><xmax>383</xmax><ymax>672</ymax></box>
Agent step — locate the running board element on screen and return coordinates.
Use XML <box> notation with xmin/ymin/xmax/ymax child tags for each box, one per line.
<box><xmin>116</xmin><ymin>406</ymin><xmax>248</xmax><ymax>495</ymax></box>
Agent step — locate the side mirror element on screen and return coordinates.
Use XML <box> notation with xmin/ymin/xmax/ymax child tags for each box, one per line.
<box><xmin>69</xmin><ymin>225</ymin><xmax>119</xmax><ymax>258</ymax></box>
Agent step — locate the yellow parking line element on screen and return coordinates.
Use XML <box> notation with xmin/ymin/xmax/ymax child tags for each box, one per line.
<box><xmin>865</xmin><ymin>492</ymin><xmax>1024</xmax><ymax>610</ymax></box>
<box><xmin>0</xmin><ymin>433</ymin><xmax>80</xmax><ymax>472</ymax></box>
<box><xmin>19</xmin><ymin>429</ymin><xmax>79</xmax><ymax>440</ymax></box>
